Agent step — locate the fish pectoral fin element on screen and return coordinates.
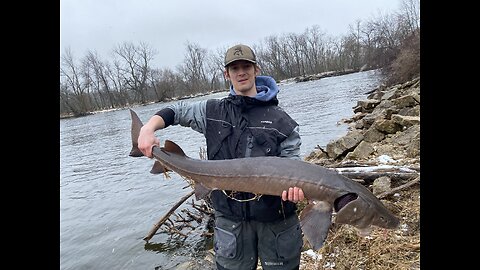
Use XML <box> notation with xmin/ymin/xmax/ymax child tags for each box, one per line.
<box><xmin>299</xmin><ymin>201</ymin><xmax>333</xmax><ymax>251</ymax></box>
<box><xmin>149</xmin><ymin>161</ymin><xmax>170</xmax><ymax>175</ymax></box>
<box><xmin>193</xmin><ymin>182</ymin><xmax>212</xmax><ymax>200</ymax></box>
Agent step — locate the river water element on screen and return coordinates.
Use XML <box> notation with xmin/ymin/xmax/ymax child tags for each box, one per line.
<box><xmin>60</xmin><ymin>70</ymin><xmax>382</xmax><ymax>269</ymax></box>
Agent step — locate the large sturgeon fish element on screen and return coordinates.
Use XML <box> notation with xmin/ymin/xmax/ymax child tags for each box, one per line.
<box><xmin>129</xmin><ymin>109</ymin><xmax>400</xmax><ymax>250</ymax></box>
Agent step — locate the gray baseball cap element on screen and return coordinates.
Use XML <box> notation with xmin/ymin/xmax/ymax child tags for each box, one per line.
<box><xmin>224</xmin><ymin>44</ymin><xmax>257</xmax><ymax>67</ymax></box>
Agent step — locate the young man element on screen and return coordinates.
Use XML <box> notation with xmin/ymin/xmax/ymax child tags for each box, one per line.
<box><xmin>137</xmin><ymin>44</ymin><xmax>305</xmax><ymax>270</ymax></box>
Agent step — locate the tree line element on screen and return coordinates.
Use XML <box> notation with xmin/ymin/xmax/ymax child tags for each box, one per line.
<box><xmin>60</xmin><ymin>0</ymin><xmax>419</xmax><ymax>118</ymax></box>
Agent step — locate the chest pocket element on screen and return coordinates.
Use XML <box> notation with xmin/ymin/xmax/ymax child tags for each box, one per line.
<box><xmin>249</xmin><ymin>129</ymin><xmax>281</xmax><ymax>157</ymax></box>
<box><xmin>206</xmin><ymin>119</ymin><xmax>233</xmax><ymax>159</ymax></box>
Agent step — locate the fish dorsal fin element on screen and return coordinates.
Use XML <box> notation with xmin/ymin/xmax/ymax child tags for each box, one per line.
<box><xmin>299</xmin><ymin>201</ymin><xmax>333</xmax><ymax>251</ymax></box>
<box><xmin>163</xmin><ymin>140</ymin><xmax>186</xmax><ymax>156</ymax></box>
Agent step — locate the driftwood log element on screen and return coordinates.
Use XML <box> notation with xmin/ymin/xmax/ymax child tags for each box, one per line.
<box><xmin>338</xmin><ymin>171</ymin><xmax>419</xmax><ymax>184</ymax></box>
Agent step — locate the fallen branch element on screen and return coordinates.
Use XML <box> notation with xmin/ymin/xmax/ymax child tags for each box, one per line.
<box><xmin>181</xmin><ymin>209</ymin><xmax>203</xmax><ymax>224</ymax></box>
<box><xmin>377</xmin><ymin>177</ymin><xmax>420</xmax><ymax>199</ymax></box>
<box><xmin>162</xmin><ymin>224</ymin><xmax>188</xmax><ymax>238</ymax></box>
<box><xmin>191</xmin><ymin>200</ymin><xmax>214</xmax><ymax>215</ymax></box>
<box><xmin>143</xmin><ymin>190</ymin><xmax>195</xmax><ymax>242</ymax></box>
<box><xmin>337</xmin><ymin>171</ymin><xmax>418</xmax><ymax>183</ymax></box>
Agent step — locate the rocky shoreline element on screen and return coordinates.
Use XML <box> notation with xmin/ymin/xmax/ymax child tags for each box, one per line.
<box><xmin>298</xmin><ymin>76</ymin><xmax>420</xmax><ymax>269</ymax></box>
<box><xmin>305</xmin><ymin>76</ymin><xmax>420</xmax><ymax>168</ymax></box>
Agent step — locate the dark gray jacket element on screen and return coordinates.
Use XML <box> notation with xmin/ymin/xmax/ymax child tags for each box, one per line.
<box><xmin>163</xmin><ymin>76</ymin><xmax>301</xmax><ymax>221</ymax></box>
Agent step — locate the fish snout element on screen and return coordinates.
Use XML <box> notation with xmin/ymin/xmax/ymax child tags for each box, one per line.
<box><xmin>385</xmin><ymin>215</ymin><xmax>401</xmax><ymax>229</ymax></box>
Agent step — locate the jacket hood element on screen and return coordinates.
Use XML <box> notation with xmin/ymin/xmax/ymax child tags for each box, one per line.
<box><xmin>229</xmin><ymin>75</ymin><xmax>279</xmax><ymax>102</ymax></box>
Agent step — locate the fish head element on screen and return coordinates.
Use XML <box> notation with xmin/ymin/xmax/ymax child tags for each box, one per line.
<box><xmin>334</xmin><ymin>192</ymin><xmax>400</xmax><ymax>230</ymax></box>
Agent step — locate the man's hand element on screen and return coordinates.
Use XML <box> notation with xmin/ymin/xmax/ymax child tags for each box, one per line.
<box><xmin>281</xmin><ymin>187</ymin><xmax>304</xmax><ymax>202</ymax></box>
<box><xmin>138</xmin><ymin>115</ymin><xmax>166</xmax><ymax>158</ymax></box>
<box><xmin>138</xmin><ymin>126</ymin><xmax>160</xmax><ymax>158</ymax></box>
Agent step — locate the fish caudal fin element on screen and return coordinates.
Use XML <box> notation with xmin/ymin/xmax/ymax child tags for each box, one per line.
<box><xmin>129</xmin><ymin>109</ymin><xmax>144</xmax><ymax>157</ymax></box>
<box><xmin>299</xmin><ymin>201</ymin><xmax>333</xmax><ymax>251</ymax></box>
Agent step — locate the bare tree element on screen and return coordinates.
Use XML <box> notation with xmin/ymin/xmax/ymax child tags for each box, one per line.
<box><xmin>369</xmin><ymin>11</ymin><xmax>405</xmax><ymax>67</ymax></box>
<box><xmin>211</xmin><ymin>46</ymin><xmax>229</xmax><ymax>89</ymax></box>
<box><xmin>299</xmin><ymin>25</ymin><xmax>326</xmax><ymax>74</ymax></box>
<box><xmin>205</xmin><ymin>50</ymin><xmax>224</xmax><ymax>91</ymax></box>
<box><xmin>113</xmin><ymin>41</ymin><xmax>157</xmax><ymax>104</ymax></box>
<box><xmin>177</xmin><ymin>41</ymin><xmax>209</xmax><ymax>95</ymax></box>
<box><xmin>399</xmin><ymin>0</ymin><xmax>420</xmax><ymax>34</ymax></box>
<box><xmin>60</xmin><ymin>81</ymin><xmax>79</xmax><ymax>116</ymax></box>
<box><xmin>156</xmin><ymin>67</ymin><xmax>183</xmax><ymax>100</ymax></box>
<box><xmin>107</xmin><ymin>59</ymin><xmax>130</xmax><ymax>106</ymax></box>
<box><xmin>284</xmin><ymin>33</ymin><xmax>305</xmax><ymax>77</ymax></box>
<box><xmin>360</xmin><ymin>21</ymin><xmax>377</xmax><ymax>69</ymax></box>
<box><xmin>80</xmin><ymin>53</ymin><xmax>101</xmax><ymax>110</ymax></box>
<box><xmin>60</xmin><ymin>48</ymin><xmax>91</xmax><ymax>116</ymax></box>
<box><xmin>84</xmin><ymin>50</ymin><xmax>120</xmax><ymax>110</ymax></box>
<box><xmin>260</xmin><ymin>35</ymin><xmax>288</xmax><ymax>79</ymax></box>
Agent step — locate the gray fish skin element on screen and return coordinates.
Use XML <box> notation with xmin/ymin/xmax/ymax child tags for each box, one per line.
<box><xmin>128</xmin><ymin>109</ymin><xmax>400</xmax><ymax>250</ymax></box>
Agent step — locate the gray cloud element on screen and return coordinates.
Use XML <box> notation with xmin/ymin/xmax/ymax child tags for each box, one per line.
<box><xmin>60</xmin><ymin>0</ymin><xmax>399</xmax><ymax>69</ymax></box>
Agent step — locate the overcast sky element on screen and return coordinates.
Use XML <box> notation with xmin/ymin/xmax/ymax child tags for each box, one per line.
<box><xmin>60</xmin><ymin>0</ymin><xmax>400</xmax><ymax>69</ymax></box>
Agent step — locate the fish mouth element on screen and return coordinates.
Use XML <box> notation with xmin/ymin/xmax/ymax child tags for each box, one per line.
<box><xmin>334</xmin><ymin>193</ymin><xmax>358</xmax><ymax>212</ymax></box>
